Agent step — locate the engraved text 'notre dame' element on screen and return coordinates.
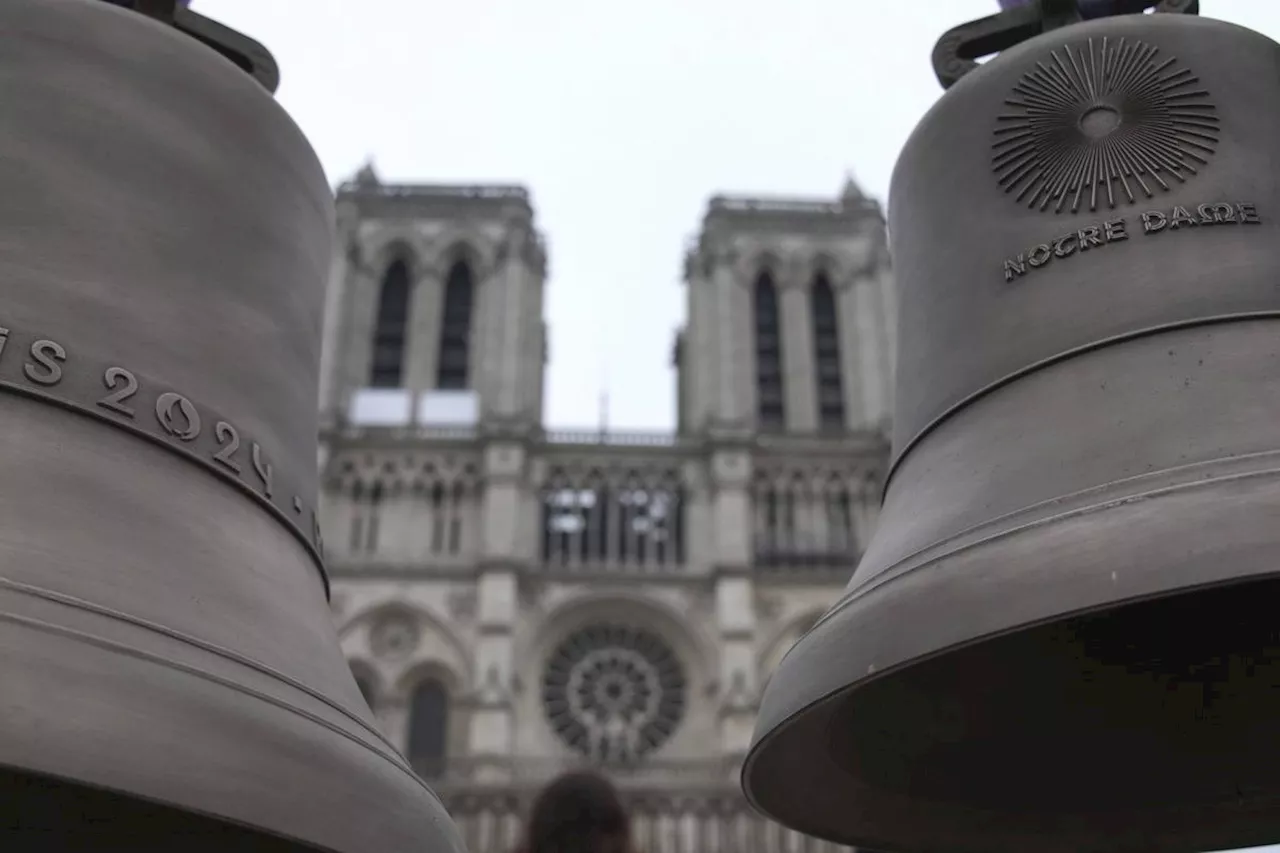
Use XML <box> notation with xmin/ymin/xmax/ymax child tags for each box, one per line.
<box><xmin>1003</xmin><ymin>202</ymin><xmax>1260</xmax><ymax>283</ymax></box>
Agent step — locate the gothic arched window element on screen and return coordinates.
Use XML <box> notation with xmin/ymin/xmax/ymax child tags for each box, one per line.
<box><xmin>407</xmin><ymin>679</ymin><xmax>449</xmax><ymax>779</ymax></box>
<box><xmin>754</xmin><ymin>272</ymin><xmax>785</xmax><ymax>428</ymax></box>
<box><xmin>364</xmin><ymin>482</ymin><xmax>383</xmax><ymax>554</ymax></box>
<box><xmin>347</xmin><ymin>480</ymin><xmax>381</xmax><ymax>556</ymax></box>
<box><xmin>370</xmin><ymin>259</ymin><xmax>411</xmax><ymax>388</ymax></box>
<box><xmin>436</xmin><ymin>260</ymin><xmax>474</xmax><ymax>390</ymax></box>
<box><xmin>811</xmin><ymin>273</ymin><xmax>845</xmax><ymax>430</ymax></box>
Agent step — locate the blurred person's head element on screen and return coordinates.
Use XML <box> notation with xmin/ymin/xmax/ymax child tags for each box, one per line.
<box><xmin>520</xmin><ymin>771</ymin><xmax>631</xmax><ymax>853</ymax></box>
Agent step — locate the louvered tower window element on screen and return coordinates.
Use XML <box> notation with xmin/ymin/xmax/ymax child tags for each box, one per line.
<box><xmin>370</xmin><ymin>259</ymin><xmax>411</xmax><ymax>387</ymax></box>
<box><xmin>436</xmin><ymin>261</ymin><xmax>474</xmax><ymax>390</ymax></box>
<box><xmin>407</xmin><ymin>679</ymin><xmax>449</xmax><ymax>779</ymax></box>
<box><xmin>754</xmin><ymin>272</ymin><xmax>785</xmax><ymax>428</ymax></box>
<box><xmin>811</xmin><ymin>272</ymin><xmax>845</xmax><ymax>430</ymax></box>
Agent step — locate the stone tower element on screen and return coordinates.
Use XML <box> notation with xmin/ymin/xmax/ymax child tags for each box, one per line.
<box><xmin>319</xmin><ymin>162</ymin><xmax>547</xmax><ymax>435</ymax></box>
<box><xmin>675</xmin><ymin>176</ymin><xmax>895</xmax><ymax>437</ymax></box>
<box><xmin>317</xmin><ymin>168</ymin><xmax>892</xmax><ymax>853</ymax></box>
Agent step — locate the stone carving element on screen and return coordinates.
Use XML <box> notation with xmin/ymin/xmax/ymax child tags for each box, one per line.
<box><xmin>369</xmin><ymin>611</ymin><xmax>420</xmax><ymax>660</ymax></box>
<box><xmin>722</xmin><ymin>671</ymin><xmax>756</xmax><ymax>712</ymax></box>
<box><xmin>447</xmin><ymin>587</ymin><xmax>478</xmax><ymax>621</ymax></box>
<box><xmin>994</xmin><ymin>39</ymin><xmax>1218</xmax><ymax>214</ymax></box>
<box><xmin>754</xmin><ymin>591</ymin><xmax>784</xmax><ymax>622</ymax></box>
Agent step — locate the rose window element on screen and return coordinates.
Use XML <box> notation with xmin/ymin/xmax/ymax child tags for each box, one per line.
<box><xmin>542</xmin><ymin>624</ymin><xmax>686</xmax><ymax>763</ymax></box>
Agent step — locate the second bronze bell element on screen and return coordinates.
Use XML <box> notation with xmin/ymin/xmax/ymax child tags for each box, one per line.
<box><xmin>747</xmin><ymin>10</ymin><xmax>1280</xmax><ymax>853</ymax></box>
<box><xmin>0</xmin><ymin>2</ymin><xmax>464</xmax><ymax>851</ymax></box>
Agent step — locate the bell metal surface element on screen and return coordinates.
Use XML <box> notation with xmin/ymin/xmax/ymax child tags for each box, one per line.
<box><xmin>0</xmin><ymin>1</ymin><xmax>464</xmax><ymax>851</ymax></box>
<box><xmin>746</xmin><ymin>12</ymin><xmax>1280</xmax><ymax>853</ymax></box>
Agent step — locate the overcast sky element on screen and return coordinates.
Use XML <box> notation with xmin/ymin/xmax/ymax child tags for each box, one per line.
<box><xmin>196</xmin><ymin>1</ymin><xmax>1280</xmax><ymax>438</ymax></box>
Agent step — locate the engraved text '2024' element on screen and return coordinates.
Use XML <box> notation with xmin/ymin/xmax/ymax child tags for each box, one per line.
<box><xmin>0</xmin><ymin>327</ymin><xmax>325</xmax><ymax>564</ymax></box>
<box><xmin>1003</xmin><ymin>202</ymin><xmax>1261</xmax><ymax>283</ymax></box>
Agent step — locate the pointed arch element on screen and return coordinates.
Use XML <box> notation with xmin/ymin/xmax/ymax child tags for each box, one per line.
<box><xmin>365</xmin><ymin>481</ymin><xmax>383</xmax><ymax>554</ymax></box>
<box><xmin>754</xmin><ymin>271</ymin><xmax>785</xmax><ymax>428</ymax></box>
<box><xmin>337</xmin><ymin>600</ymin><xmax>472</xmax><ymax>690</ymax></box>
<box><xmin>407</xmin><ymin>677</ymin><xmax>450</xmax><ymax>779</ymax></box>
<box><xmin>370</xmin><ymin>257</ymin><xmax>411</xmax><ymax>387</ymax></box>
<box><xmin>347</xmin><ymin>479</ymin><xmax>382</xmax><ymax>556</ymax></box>
<box><xmin>811</xmin><ymin>271</ymin><xmax>845</xmax><ymax>430</ymax></box>
<box><xmin>436</xmin><ymin>259</ymin><xmax>474</xmax><ymax>390</ymax></box>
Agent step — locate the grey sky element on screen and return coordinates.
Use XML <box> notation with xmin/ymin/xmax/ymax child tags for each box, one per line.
<box><xmin>200</xmin><ymin>0</ymin><xmax>1280</xmax><ymax>435</ymax></box>
<box><xmin>191</xmin><ymin>2</ymin><xmax>1280</xmax><ymax>850</ymax></box>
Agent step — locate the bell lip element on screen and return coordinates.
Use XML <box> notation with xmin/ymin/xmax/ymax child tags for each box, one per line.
<box><xmin>0</xmin><ymin>608</ymin><xmax>465</xmax><ymax>853</ymax></box>
<box><xmin>742</xmin><ymin>584</ymin><xmax>1280</xmax><ymax>851</ymax></box>
<box><xmin>742</xmin><ymin>466</ymin><xmax>1280</xmax><ymax>851</ymax></box>
<box><xmin>0</xmin><ymin>762</ymin><xmax>335</xmax><ymax>850</ymax></box>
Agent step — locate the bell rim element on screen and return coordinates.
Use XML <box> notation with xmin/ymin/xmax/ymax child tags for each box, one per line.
<box><xmin>744</xmin><ymin>465</ymin><xmax>1280</xmax><ymax>852</ymax></box>
<box><xmin>0</xmin><ymin>761</ymin><xmax>335</xmax><ymax>850</ymax></box>
<box><xmin>0</xmin><ymin>601</ymin><xmax>463</xmax><ymax>853</ymax></box>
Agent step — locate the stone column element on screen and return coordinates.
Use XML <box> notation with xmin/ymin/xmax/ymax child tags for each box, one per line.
<box><xmin>333</xmin><ymin>259</ymin><xmax>377</xmax><ymax>422</ymax></box>
<box><xmin>779</xmin><ymin>275</ymin><xmax>817</xmax><ymax>432</ymax></box>
<box><xmin>709</xmin><ymin>252</ymin><xmax>747</xmax><ymax>427</ymax></box>
<box><xmin>461</xmin><ymin>260</ymin><xmax>485</xmax><ymax>416</ymax></box>
<box><xmin>317</xmin><ymin>222</ymin><xmax>351</xmax><ymax>427</ymax></box>
<box><xmin>730</xmin><ymin>276</ymin><xmax>754</xmax><ymax>428</ymax></box>
<box><xmin>715</xmin><ymin>569</ymin><xmax>758</xmax><ymax>759</ymax></box>
<box><xmin>492</xmin><ymin>240</ymin><xmax>527</xmax><ymax>420</ymax></box>
<box><xmin>873</xmin><ymin>257</ymin><xmax>897</xmax><ymax>423</ymax></box>
<box><xmin>404</xmin><ymin>263</ymin><xmax>442</xmax><ymax>399</ymax></box>
<box><xmin>519</xmin><ymin>278</ymin><xmax>546</xmax><ymax>423</ymax></box>
<box><xmin>838</xmin><ymin>276</ymin><xmax>867</xmax><ymax>428</ymax></box>
<box><xmin>480</xmin><ymin>441</ymin><xmax>529</xmax><ymax>563</ymax></box>
<box><xmin>708</xmin><ymin>448</ymin><xmax>759</xmax><ymax>758</ymax></box>
<box><xmin>855</xmin><ymin>274</ymin><xmax>890</xmax><ymax>428</ymax></box>
<box><xmin>504</xmin><ymin>233</ymin><xmax>549</xmax><ymax>426</ymax></box>
<box><xmin>466</xmin><ymin>439</ymin><xmax>530</xmax><ymax>780</ymax></box>
<box><xmin>711</xmin><ymin>448</ymin><xmax>753</xmax><ymax>569</ymax></box>
<box><xmin>681</xmin><ymin>458</ymin><xmax>712</xmax><ymax>571</ymax></box>
<box><xmin>687</xmin><ymin>255</ymin><xmax>718</xmax><ymax>432</ymax></box>
<box><xmin>839</xmin><ymin>272</ymin><xmax>880</xmax><ymax>427</ymax></box>
<box><xmin>467</xmin><ymin>569</ymin><xmax>517</xmax><ymax>782</ymax></box>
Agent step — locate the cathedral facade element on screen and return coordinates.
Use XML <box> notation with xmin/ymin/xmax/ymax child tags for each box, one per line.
<box><xmin>316</xmin><ymin>166</ymin><xmax>895</xmax><ymax>853</ymax></box>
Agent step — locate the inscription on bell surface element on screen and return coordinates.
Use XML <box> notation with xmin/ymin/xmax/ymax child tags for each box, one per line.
<box><xmin>0</xmin><ymin>323</ymin><xmax>325</xmax><ymax>566</ymax></box>
<box><xmin>1003</xmin><ymin>201</ymin><xmax>1262</xmax><ymax>283</ymax></box>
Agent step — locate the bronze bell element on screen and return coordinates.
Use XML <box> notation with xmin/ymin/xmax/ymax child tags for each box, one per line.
<box><xmin>0</xmin><ymin>1</ymin><xmax>463</xmax><ymax>851</ymax></box>
<box><xmin>745</xmin><ymin>6</ymin><xmax>1280</xmax><ymax>853</ymax></box>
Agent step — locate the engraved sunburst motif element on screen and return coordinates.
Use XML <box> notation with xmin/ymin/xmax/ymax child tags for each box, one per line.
<box><xmin>993</xmin><ymin>37</ymin><xmax>1219</xmax><ymax>214</ymax></box>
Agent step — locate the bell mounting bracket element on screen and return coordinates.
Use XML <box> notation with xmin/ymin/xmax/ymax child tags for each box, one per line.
<box><xmin>98</xmin><ymin>0</ymin><xmax>280</xmax><ymax>94</ymax></box>
<box><xmin>932</xmin><ymin>0</ymin><xmax>1199</xmax><ymax>90</ymax></box>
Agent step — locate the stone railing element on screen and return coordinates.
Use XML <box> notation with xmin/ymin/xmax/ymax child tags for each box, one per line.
<box><xmin>753</xmin><ymin>549</ymin><xmax>859</xmax><ymax>577</ymax></box>
<box><xmin>325</xmin><ymin>424</ymin><xmax>691</xmax><ymax>448</ymax></box>
<box><xmin>437</xmin><ymin>780</ymin><xmax>857</xmax><ymax>853</ymax></box>
<box><xmin>708</xmin><ymin>195</ymin><xmax>846</xmax><ymax>215</ymax></box>
<box><xmin>543</xmin><ymin>429</ymin><xmax>685</xmax><ymax>448</ymax></box>
<box><xmin>437</xmin><ymin>757</ymin><xmax>737</xmax><ymax>787</ymax></box>
<box><xmin>337</xmin><ymin>182</ymin><xmax>530</xmax><ymax>202</ymax></box>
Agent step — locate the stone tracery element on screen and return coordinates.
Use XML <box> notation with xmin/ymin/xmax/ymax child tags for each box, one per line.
<box><xmin>540</xmin><ymin>463</ymin><xmax>687</xmax><ymax>570</ymax></box>
<box><xmin>752</xmin><ymin>463</ymin><xmax>874</xmax><ymax>569</ymax></box>
<box><xmin>328</xmin><ymin>451</ymin><xmax>483</xmax><ymax>560</ymax></box>
<box><xmin>542</xmin><ymin>623</ymin><xmax>687</xmax><ymax>764</ymax></box>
